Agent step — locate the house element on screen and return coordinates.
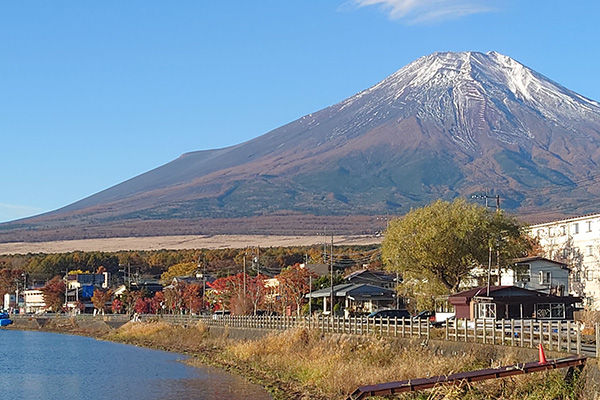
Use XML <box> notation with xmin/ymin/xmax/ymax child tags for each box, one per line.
<box><xmin>65</xmin><ymin>272</ymin><xmax>109</xmax><ymax>311</ymax></box>
<box><xmin>23</xmin><ymin>288</ymin><xmax>45</xmax><ymax>313</ymax></box>
<box><xmin>500</xmin><ymin>257</ymin><xmax>570</xmax><ymax>295</ymax></box>
<box><xmin>529</xmin><ymin>213</ymin><xmax>600</xmax><ymax>309</ymax></box>
<box><xmin>306</xmin><ymin>283</ymin><xmax>396</xmax><ymax>316</ymax></box>
<box><xmin>344</xmin><ymin>269</ymin><xmax>397</xmax><ymax>290</ymax></box>
<box><xmin>448</xmin><ymin>286</ymin><xmax>580</xmax><ymax>320</ymax></box>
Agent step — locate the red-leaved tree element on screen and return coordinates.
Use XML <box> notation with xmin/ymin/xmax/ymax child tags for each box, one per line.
<box><xmin>276</xmin><ymin>264</ymin><xmax>315</xmax><ymax>316</ymax></box>
<box><xmin>41</xmin><ymin>276</ymin><xmax>65</xmax><ymax>312</ymax></box>
<box><xmin>151</xmin><ymin>291</ymin><xmax>165</xmax><ymax>314</ymax></box>
<box><xmin>111</xmin><ymin>298</ymin><xmax>123</xmax><ymax>314</ymax></box>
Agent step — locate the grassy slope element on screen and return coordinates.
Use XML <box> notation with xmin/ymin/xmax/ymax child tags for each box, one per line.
<box><xmin>104</xmin><ymin>321</ymin><xmax>583</xmax><ymax>400</ymax></box>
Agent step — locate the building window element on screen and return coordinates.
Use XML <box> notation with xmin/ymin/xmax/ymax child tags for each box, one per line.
<box><xmin>587</xmin><ymin>246</ymin><xmax>594</xmax><ymax>257</ymax></box>
<box><xmin>560</xmin><ymin>225</ymin><xmax>566</xmax><ymax>235</ymax></box>
<box><xmin>539</xmin><ymin>271</ymin><xmax>551</xmax><ymax>285</ymax></box>
<box><xmin>573</xmin><ymin>223</ymin><xmax>579</xmax><ymax>234</ymax></box>
<box><xmin>515</xmin><ymin>264</ymin><xmax>531</xmax><ymax>283</ymax></box>
<box><xmin>587</xmin><ymin>270</ymin><xmax>600</xmax><ymax>281</ymax></box>
<box><xmin>549</xmin><ymin>227</ymin><xmax>555</xmax><ymax>237</ymax></box>
<box><xmin>536</xmin><ymin>303</ymin><xmax>565</xmax><ymax>319</ymax></box>
<box><xmin>587</xmin><ymin>221</ymin><xmax>593</xmax><ymax>232</ymax></box>
<box><xmin>477</xmin><ymin>302</ymin><xmax>496</xmax><ymax>319</ymax></box>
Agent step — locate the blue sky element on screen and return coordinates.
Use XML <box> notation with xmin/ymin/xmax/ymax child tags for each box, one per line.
<box><xmin>1</xmin><ymin>0</ymin><xmax>599</xmax><ymax>223</ymax></box>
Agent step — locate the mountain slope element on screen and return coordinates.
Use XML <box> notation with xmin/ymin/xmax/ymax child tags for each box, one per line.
<box><xmin>4</xmin><ymin>51</ymin><xmax>600</xmax><ymax>240</ymax></box>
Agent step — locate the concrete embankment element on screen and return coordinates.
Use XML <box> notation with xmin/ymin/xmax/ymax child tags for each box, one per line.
<box><xmin>9</xmin><ymin>315</ymin><xmax>128</xmax><ymax>335</ymax></box>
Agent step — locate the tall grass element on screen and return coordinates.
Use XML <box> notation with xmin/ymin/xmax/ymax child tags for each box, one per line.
<box><xmin>107</xmin><ymin>322</ymin><xmax>583</xmax><ymax>400</ymax></box>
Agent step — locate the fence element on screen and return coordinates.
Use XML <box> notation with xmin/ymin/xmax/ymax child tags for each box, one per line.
<box><xmin>445</xmin><ymin>318</ymin><xmax>588</xmax><ymax>355</ymax></box>
<box><xmin>154</xmin><ymin>314</ymin><xmax>596</xmax><ymax>356</ymax></box>
<box><xmin>12</xmin><ymin>313</ymin><xmax>598</xmax><ymax>357</ymax></box>
<box><xmin>155</xmin><ymin>314</ymin><xmax>432</xmax><ymax>339</ymax></box>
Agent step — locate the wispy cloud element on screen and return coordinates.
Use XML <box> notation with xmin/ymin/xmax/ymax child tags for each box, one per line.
<box><xmin>346</xmin><ymin>0</ymin><xmax>496</xmax><ymax>24</ymax></box>
<box><xmin>0</xmin><ymin>203</ymin><xmax>44</xmax><ymax>223</ymax></box>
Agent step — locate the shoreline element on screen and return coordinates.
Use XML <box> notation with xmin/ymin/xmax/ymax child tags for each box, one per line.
<box><xmin>7</xmin><ymin>317</ymin><xmax>316</xmax><ymax>400</ymax></box>
<box><xmin>7</xmin><ymin>316</ymin><xmax>593</xmax><ymax>400</ymax></box>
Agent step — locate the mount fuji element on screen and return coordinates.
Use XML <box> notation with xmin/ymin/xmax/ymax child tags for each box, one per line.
<box><xmin>4</xmin><ymin>51</ymin><xmax>600</xmax><ymax>241</ymax></box>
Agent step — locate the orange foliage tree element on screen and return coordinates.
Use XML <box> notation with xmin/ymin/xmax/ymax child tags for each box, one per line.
<box><xmin>276</xmin><ymin>264</ymin><xmax>315</xmax><ymax>316</ymax></box>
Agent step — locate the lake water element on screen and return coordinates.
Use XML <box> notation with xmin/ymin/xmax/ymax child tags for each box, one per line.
<box><xmin>0</xmin><ymin>330</ymin><xmax>272</xmax><ymax>400</ymax></box>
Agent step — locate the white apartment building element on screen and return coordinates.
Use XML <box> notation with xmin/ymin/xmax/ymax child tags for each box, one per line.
<box><xmin>529</xmin><ymin>213</ymin><xmax>600</xmax><ymax>309</ymax></box>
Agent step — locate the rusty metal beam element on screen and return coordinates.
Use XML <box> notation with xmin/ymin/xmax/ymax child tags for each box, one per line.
<box><xmin>347</xmin><ymin>356</ymin><xmax>586</xmax><ymax>400</ymax></box>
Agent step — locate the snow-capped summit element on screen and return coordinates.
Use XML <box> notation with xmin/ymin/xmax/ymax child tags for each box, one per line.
<box><xmin>333</xmin><ymin>51</ymin><xmax>600</xmax><ymax>152</ymax></box>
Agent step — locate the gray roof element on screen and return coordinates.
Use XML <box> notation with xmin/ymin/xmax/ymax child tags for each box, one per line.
<box><xmin>306</xmin><ymin>283</ymin><xmax>395</xmax><ymax>299</ymax></box>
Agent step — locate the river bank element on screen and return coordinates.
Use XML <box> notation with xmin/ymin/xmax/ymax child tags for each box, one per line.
<box><xmin>8</xmin><ymin>316</ymin><xmax>590</xmax><ymax>400</ymax></box>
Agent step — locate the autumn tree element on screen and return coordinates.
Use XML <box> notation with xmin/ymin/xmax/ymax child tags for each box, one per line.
<box><xmin>382</xmin><ymin>199</ymin><xmax>531</xmax><ymax>293</ymax></box>
<box><xmin>41</xmin><ymin>276</ymin><xmax>65</xmax><ymax>312</ymax></box>
<box><xmin>111</xmin><ymin>298</ymin><xmax>123</xmax><ymax>314</ymax></box>
<box><xmin>134</xmin><ymin>297</ymin><xmax>151</xmax><ymax>314</ymax></box>
<box><xmin>151</xmin><ymin>291</ymin><xmax>165</xmax><ymax>314</ymax></box>
<box><xmin>208</xmin><ymin>273</ymin><xmax>248</xmax><ymax>313</ymax></box>
<box><xmin>0</xmin><ymin>268</ymin><xmax>25</xmax><ymax>297</ymax></box>
<box><xmin>163</xmin><ymin>282</ymin><xmax>187</xmax><ymax>314</ymax></box>
<box><xmin>182</xmin><ymin>283</ymin><xmax>203</xmax><ymax>314</ymax></box>
<box><xmin>276</xmin><ymin>264</ymin><xmax>315</xmax><ymax>315</ymax></box>
<box><xmin>91</xmin><ymin>288</ymin><xmax>113</xmax><ymax>315</ymax></box>
<box><xmin>246</xmin><ymin>274</ymin><xmax>266</xmax><ymax>315</ymax></box>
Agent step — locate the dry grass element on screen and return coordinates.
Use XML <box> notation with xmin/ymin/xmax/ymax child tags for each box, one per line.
<box><xmin>105</xmin><ymin>323</ymin><xmax>583</xmax><ymax>400</ymax></box>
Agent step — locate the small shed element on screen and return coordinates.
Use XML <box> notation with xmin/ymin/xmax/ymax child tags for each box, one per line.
<box><xmin>448</xmin><ymin>286</ymin><xmax>580</xmax><ymax>320</ymax></box>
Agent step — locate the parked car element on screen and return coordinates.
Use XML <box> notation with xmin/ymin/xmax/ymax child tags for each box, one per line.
<box><xmin>212</xmin><ymin>310</ymin><xmax>231</xmax><ymax>320</ymax></box>
<box><xmin>367</xmin><ymin>309</ymin><xmax>411</xmax><ymax>319</ymax></box>
<box><xmin>412</xmin><ymin>310</ymin><xmax>435</xmax><ymax>321</ymax></box>
<box><xmin>431</xmin><ymin>315</ymin><xmax>455</xmax><ymax>328</ymax></box>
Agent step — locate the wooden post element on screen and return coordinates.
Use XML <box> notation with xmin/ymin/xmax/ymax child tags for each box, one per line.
<box><xmin>482</xmin><ymin>319</ymin><xmax>487</xmax><ymax>344</ymax></box>
<box><xmin>577</xmin><ymin>322</ymin><xmax>582</xmax><ymax>355</ymax></box>
<box><xmin>548</xmin><ymin>321</ymin><xmax>553</xmax><ymax>352</ymax></box>
<box><xmin>445</xmin><ymin>319</ymin><xmax>449</xmax><ymax>341</ymax></box>
<box><xmin>557</xmin><ymin>321</ymin><xmax>562</xmax><ymax>352</ymax></box>
<box><xmin>567</xmin><ymin>321</ymin><xmax>572</xmax><ymax>353</ymax></box>
<box><xmin>510</xmin><ymin>319</ymin><xmax>515</xmax><ymax>346</ymax></box>
<box><xmin>596</xmin><ymin>323</ymin><xmax>600</xmax><ymax>358</ymax></box>
<box><xmin>464</xmin><ymin>319</ymin><xmax>468</xmax><ymax>343</ymax></box>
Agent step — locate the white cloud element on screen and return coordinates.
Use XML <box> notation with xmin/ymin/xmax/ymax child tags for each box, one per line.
<box><xmin>0</xmin><ymin>203</ymin><xmax>44</xmax><ymax>223</ymax></box>
<box><xmin>346</xmin><ymin>0</ymin><xmax>495</xmax><ymax>23</ymax></box>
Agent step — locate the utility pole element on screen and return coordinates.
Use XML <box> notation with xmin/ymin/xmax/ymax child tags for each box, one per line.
<box><xmin>330</xmin><ymin>234</ymin><xmax>334</xmax><ymax>318</ymax></box>
<box><xmin>243</xmin><ymin>249</ymin><xmax>247</xmax><ymax>298</ymax></box>
<box><xmin>472</xmin><ymin>193</ymin><xmax>501</xmax><ymax>296</ymax></box>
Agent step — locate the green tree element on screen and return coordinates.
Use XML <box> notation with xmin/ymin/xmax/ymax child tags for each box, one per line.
<box><xmin>382</xmin><ymin>199</ymin><xmax>531</xmax><ymax>293</ymax></box>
